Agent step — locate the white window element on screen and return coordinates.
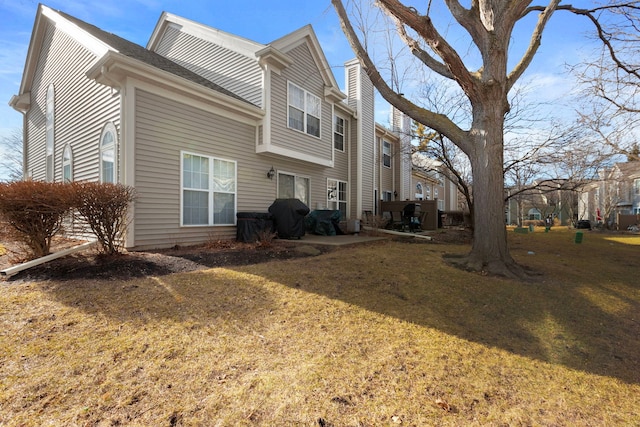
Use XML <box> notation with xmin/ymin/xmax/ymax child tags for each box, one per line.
<box><xmin>434</xmin><ymin>188</ymin><xmax>439</xmax><ymax>199</ymax></box>
<box><xmin>415</xmin><ymin>182</ymin><xmax>423</xmax><ymax>200</ymax></box>
<box><xmin>62</xmin><ymin>145</ymin><xmax>73</xmax><ymax>182</ymax></box>
<box><xmin>100</xmin><ymin>122</ymin><xmax>117</xmax><ymax>183</ymax></box>
<box><xmin>327</xmin><ymin>179</ymin><xmax>347</xmax><ymax>219</ymax></box>
<box><xmin>288</xmin><ymin>82</ymin><xmax>320</xmax><ymax>137</ymax></box>
<box><xmin>278</xmin><ymin>172</ymin><xmax>310</xmax><ymax>206</ymax></box>
<box><xmin>46</xmin><ymin>84</ymin><xmax>55</xmax><ymax>182</ymax></box>
<box><xmin>181</xmin><ymin>152</ymin><xmax>236</xmax><ymax>226</ymax></box>
<box><xmin>634</xmin><ymin>179</ymin><xmax>640</xmax><ymax>195</ymax></box>
<box><xmin>334</xmin><ymin>115</ymin><xmax>345</xmax><ymax>151</ymax></box>
<box><xmin>425</xmin><ymin>186</ymin><xmax>431</xmax><ymax>200</ymax></box>
<box><xmin>383</xmin><ymin>140</ymin><xmax>391</xmax><ymax>168</ymax></box>
<box><xmin>383</xmin><ymin>191</ymin><xmax>393</xmax><ymax>202</ymax></box>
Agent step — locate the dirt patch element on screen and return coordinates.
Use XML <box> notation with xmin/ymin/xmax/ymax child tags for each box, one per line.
<box><xmin>0</xmin><ymin>230</ymin><xmax>333</xmax><ymax>282</ymax></box>
<box><xmin>0</xmin><ymin>225</ymin><xmax>471</xmax><ymax>282</ymax></box>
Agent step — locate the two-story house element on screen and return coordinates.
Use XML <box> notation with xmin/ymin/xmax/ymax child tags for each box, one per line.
<box><xmin>9</xmin><ymin>5</ymin><xmax>411</xmax><ymax>250</ymax></box>
<box><xmin>578</xmin><ymin>161</ymin><xmax>640</xmax><ymax>228</ymax></box>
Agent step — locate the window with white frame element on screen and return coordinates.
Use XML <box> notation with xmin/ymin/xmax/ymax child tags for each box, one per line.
<box><xmin>383</xmin><ymin>140</ymin><xmax>391</xmax><ymax>168</ymax></box>
<box><xmin>635</xmin><ymin>178</ymin><xmax>640</xmax><ymax>195</ymax></box>
<box><xmin>327</xmin><ymin>179</ymin><xmax>347</xmax><ymax>219</ymax></box>
<box><xmin>288</xmin><ymin>82</ymin><xmax>320</xmax><ymax>137</ymax></box>
<box><xmin>100</xmin><ymin>122</ymin><xmax>117</xmax><ymax>183</ymax></box>
<box><xmin>425</xmin><ymin>186</ymin><xmax>431</xmax><ymax>200</ymax></box>
<box><xmin>278</xmin><ymin>172</ymin><xmax>310</xmax><ymax>206</ymax></box>
<box><xmin>383</xmin><ymin>191</ymin><xmax>392</xmax><ymax>202</ymax></box>
<box><xmin>334</xmin><ymin>115</ymin><xmax>345</xmax><ymax>151</ymax></box>
<box><xmin>46</xmin><ymin>84</ymin><xmax>55</xmax><ymax>182</ymax></box>
<box><xmin>62</xmin><ymin>145</ymin><xmax>73</xmax><ymax>182</ymax></box>
<box><xmin>181</xmin><ymin>152</ymin><xmax>236</xmax><ymax>226</ymax></box>
<box><xmin>415</xmin><ymin>182</ymin><xmax>423</xmax><ymax>200</ymax></box>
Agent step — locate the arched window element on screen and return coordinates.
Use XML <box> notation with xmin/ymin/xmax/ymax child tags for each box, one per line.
<box><xmin>415</xmin><ymin>182</ymin><xmax>423</xmax><ymax>200</ymax></box>
<box><xmin>100</xmin><ymin>122</ymin><xmax>117</xmax><ymax>183</ymax></box>
<box><xmin>62</xmin><ymin>145</ymin><xmax>73</xmax><ymax>182</ymax></box>
<box><xmin>46</xmin><ymin>84</ymin><xmax>55</xmax><ymax>182</ymax></box>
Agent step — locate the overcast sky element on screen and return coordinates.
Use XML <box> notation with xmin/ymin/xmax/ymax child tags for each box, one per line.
<box><xmin>0</xmin><ymin>1</ymin><xmax>600</xmax><ymax>179</ymax></box>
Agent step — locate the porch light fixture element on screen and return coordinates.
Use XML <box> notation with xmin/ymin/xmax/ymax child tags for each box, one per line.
<box><xmin>267</xmin><ymin>166</ymin><xmax>275</xmax><ymax>180</ymax></box>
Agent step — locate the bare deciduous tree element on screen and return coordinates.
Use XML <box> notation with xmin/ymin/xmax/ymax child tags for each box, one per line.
<box><xmin>332</xmin><ymin>0</ymin><xmax>639</xmax><ymax>278</ymax></box>
<box><xmin>0</xmin><ymin>129</ymin><xmax>23</xmax><ymax>182</ymax></box>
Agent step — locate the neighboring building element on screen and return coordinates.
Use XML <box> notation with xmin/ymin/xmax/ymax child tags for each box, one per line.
<box><xmin>411</xmin><ymin>153</ymin><xmax>461</xmax><ymax>213</ymax></box>
<box><xmin>504</xmin><ymin>182</ymin><xmax>576</xmax><ymax>226</ymax></box>
<box><xmin>10</xmin><ymin>5</ymin><xmax>411</xmax><ymax>249</ymax></box>
<box><xmin>578</xmin><ymin>161</ymin><xmax>640</xmax><ymax>227</ymax></box>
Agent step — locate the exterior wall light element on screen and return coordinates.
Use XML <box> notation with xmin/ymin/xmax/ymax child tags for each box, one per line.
<box><xmin>267</xmin><ymin>166</ymin><xmax>275</xmax><ymax>180</ymax></box>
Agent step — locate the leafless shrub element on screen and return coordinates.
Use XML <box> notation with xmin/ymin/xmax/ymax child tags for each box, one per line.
<box><xmin>254</xmin><ymin>229</ymin><xmax>276</xmax><ymax>249</ymax></box>
<box><xmin>71</xmin><ymin>182</ymin><xmax>135</xmax><ymax>255</ymax></box>
<box><xmin>0</xmin><ymin>181</ymin><xmax>74</xmax><ymax>259</ymax></box>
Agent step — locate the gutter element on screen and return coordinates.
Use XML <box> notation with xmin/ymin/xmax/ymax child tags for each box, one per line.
<box><xmin>1</xmin><ymin>241</ymin><xmax>97</xmax><ymax>278</ymax></box>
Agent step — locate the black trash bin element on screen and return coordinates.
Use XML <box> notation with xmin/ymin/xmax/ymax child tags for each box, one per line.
<box><xmin>236</xmin><ymin>212</ymin><xmax>274</xmax><ymax>243</ymax></box>
<box><xmin>268</xmin><ymin>199</ymin><xmax>310</xmax><ymax>239</ymax></box>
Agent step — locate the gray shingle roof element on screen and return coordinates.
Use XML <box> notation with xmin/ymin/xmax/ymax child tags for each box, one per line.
<box><xmin>55</xmin><ymin>9</ymin><xmax>254</xmax><ymax>106</ymax></box>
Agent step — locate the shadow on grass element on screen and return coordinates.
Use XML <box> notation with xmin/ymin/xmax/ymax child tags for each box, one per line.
<box><xmin>42</xmin><ymin>269</ymin><xmax>276</xmax><ymax>328</ymax></box>
<box><xmin>240</xmin><ymin>235</ymin><xmax>640</xmax><ymax>385</ymax></box>
<box><xmin>39</xmin><ymin>232</ymin><xmax>639</xmax><ymax>385</ymax></box>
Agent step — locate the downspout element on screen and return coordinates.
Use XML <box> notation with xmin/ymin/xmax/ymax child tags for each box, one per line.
<box><xmin>356</xmin><ymin>75</ymin><xmax>363</xmax><ymax>219</ymax></box>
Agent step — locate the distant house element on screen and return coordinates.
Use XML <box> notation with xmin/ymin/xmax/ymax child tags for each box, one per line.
<box><xmin>578</xmin><ymin>161</ymin><xmax>640</xmax><ymax>228</ymax></box>
<box><xmin>504</xmin><ymin>182</ymin><xmax>576</xmax><ymax>226</ymax></box>
<box><xmin>411</xmin><ymin>153</ymin><xmax>462</xmax><ymax>211</ymax></box>
<box><xmin>10</xmin><ymin>5</ymin><xmax>412</xmax><ymax>249</ymax></box>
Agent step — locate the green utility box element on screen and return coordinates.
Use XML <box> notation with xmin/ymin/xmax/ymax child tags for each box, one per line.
<box><xmin>575</xmin><ymin>231</ymin><xmax>583</xmax><ymax>244</ymax></box>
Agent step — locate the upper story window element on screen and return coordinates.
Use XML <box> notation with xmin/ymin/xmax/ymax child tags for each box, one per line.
<box><xmin>334</xmin><ymin>115</ymin><xmax>345</xmax><ymax>151</ymax></box>
<box><xmin>383</xmin><ymin>140</ymin><xmax>391</xmax><ymax>168</ymax></box>
<box><xmin>181</xmin><ymin>152</ymin><xmax>236</xmax><ymax>226</ymax></box>
<box><xmin>288</xmin><ymin>82</ymin><xmax>320</xmax><ymax>137</ymax></box>
<box><xmin>46</xmin><ymin>84</ymin><xmax>55</xmax><ymax>182</ymax></box>
<box><xmin>62</xmin><ymin>145</ymin><xmax>73</xmax><ymax>182</ymax></box>
<box><xmin>425</xmin><ymin>186</ymin><xmax>431</xmax><ymax>200</ymax></box>
<box><xmin>634</xmin><ymin>178</ymin><xmax>640</xmax><ymax>195</ymax></box>
<box><xmin>100</xmin><ymin>122</ymin><xmax>117</xmax><ymax>183</ymax></box>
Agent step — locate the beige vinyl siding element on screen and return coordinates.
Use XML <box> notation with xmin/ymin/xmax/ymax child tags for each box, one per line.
<box><xmin>26</xmin><ymin>21</ymin><xmax>120</xmax><ymax>183</ymax></box>
<box><xmin>269</xmin><ymin>43</ymin><xmax>332</xmax><ymax>163</ymax></box>
<box><xmin>349</xmin><ymin>114</ymin><xmax>359</xmax><ymax>218</ymax></box>
<box><xmin>359</xmin><ymin>65</ymin><xmax>376</xmax><ymax>214</ymax></box>
<box><xmin>134</xmin><ymin>88</ymin><xmax>351</xmax><ymax>248</ymax></box>
<box><xmin>154</xmin><ymin>26</ymin><xmax>262</xmax><ymax>107</ymax></box>
<box><xmin>134</xmin><ymin>89</ymin><xmax>271</xmax><ymax>249</ymax></box>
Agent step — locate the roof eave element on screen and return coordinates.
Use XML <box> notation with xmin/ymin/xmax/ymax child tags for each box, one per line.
<box><xmin>87</xmin><ymin>52</ymin><xmax>264</xmax><ymax>121</ymax></box>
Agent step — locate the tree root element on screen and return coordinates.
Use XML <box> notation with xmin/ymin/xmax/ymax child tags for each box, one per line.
<box><xmin>443</xmin><ymin>253</ymin><xmax>540</xmax><ymax>281</ymax></box>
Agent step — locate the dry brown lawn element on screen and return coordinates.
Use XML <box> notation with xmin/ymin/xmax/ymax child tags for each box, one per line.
<box><xmin>1</xmin><ymin>228</ymin><xmax>639</xmax><ymax>426</ymax></box>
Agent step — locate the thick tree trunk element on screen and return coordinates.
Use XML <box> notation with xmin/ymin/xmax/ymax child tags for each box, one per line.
<box><xmin>450</xmin><ymin>98</ymin><xmax>526</xmax><ymax>279</ymax></box>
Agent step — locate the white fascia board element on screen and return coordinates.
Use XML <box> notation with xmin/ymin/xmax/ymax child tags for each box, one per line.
<box><xmin>270</xmin><ymin>25</ymin><xmax>342</xmax><ymax>92</ymax></box>
<box><xmin>86</xmin><ymin>51</ymin><xmax>264</xmax><ymax>123</ymax></box>
<box><xmin>334</xmin><ymin>100</ymin><xmax>356</xmax><ymax>118</ymax></box>
<box><xmin>41</xmin><ymin>5</ymin><xmax>112</xmax><ymax>57</ymax></box>
<box><xmin>256</xmin><ymin>144</ymin><xmax>333</xmax><ymax>168</ymax></box>
<box><xmin>18</xmin><ymin>5</ymin><xmax>111</xmax><ymax>95</ymax></box>
<box><xmin>147</xmin><ymin>12</ymin><xmax>265</xmax><ymax>58</ymax></box>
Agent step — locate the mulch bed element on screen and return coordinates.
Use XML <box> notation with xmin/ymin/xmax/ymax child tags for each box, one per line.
<box><xmin>1</xmin><ymin>225</ymin><xmax>472</xmax><ymax>282</ymax></box>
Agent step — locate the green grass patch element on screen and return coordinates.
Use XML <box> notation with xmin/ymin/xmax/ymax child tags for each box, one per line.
<box><xmin>1</xmin><ymin>229</ymin><xmax>638</xmax><ymax>425</ymax></box>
